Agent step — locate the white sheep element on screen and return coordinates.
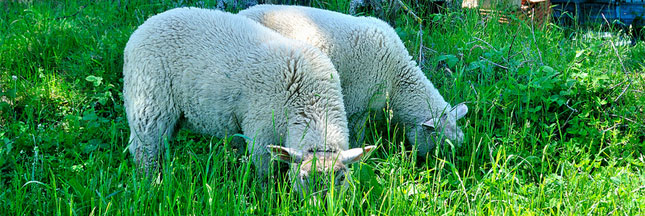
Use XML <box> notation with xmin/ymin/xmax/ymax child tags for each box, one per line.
<box><xmin>239</xmin><ymin>5</ymin><xmax>468</xmax><ymax>156</ymax></box>
<box><xmin>122</xmin><ymin>7</ymin><xmax>375</xmax><ymax>195</ymax></box>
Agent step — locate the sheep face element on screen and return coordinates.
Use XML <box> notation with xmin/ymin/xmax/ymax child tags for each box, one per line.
<box><xmin>268</xmin><ymin>145</ymin><xmax>376</xmax><ymax>199</ymax></box>
<box><xmin>414</xmin><ymin>103</ymin><xmax>468</xmax><ymax>155</ymax></box>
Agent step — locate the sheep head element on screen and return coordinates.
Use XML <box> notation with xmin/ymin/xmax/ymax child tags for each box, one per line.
<box><xmin>267</xmin><ymin>145</ymin><xmax>376</xmax><ymax>199</ymax></box>
<box><xmin>413</xmin><ymin>103</ymin><xmax>468</xmax><ymax>156</ymax></box>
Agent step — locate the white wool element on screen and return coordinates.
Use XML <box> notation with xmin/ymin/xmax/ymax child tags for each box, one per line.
<box><xmin>239</xmin><ymin>5</ymin><xmax>468</xmax><ymax>155</ymax></box>
<box><xmin>123</xmin><ymin>7</ymin><xmax>350</xmax><ymax>178</ymax></box>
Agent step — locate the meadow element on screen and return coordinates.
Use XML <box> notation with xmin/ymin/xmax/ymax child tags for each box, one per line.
<box><xmin>0</xmin><ymin>0</ymin><xmax>644</xmax><ymax>215</ymax></box>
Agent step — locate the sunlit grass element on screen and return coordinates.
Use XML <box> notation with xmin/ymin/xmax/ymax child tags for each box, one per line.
<box><xmin>0</xmin><ymin>0</ymin><xmax>643</xmax><ymax>215</ymax></box>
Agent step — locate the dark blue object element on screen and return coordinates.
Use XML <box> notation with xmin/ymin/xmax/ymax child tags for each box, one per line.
<box><xmin>551</xmin><ymin>0</ymin><xmax>644</xmax><ymax>26</ymax></box>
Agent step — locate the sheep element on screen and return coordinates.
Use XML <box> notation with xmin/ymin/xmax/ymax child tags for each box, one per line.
<box><xmin>239</xmin><ymin>5</ymin><xmax>468</xmax><ymax>156</ymax></box>
<box><xmin>122</xmin><ymin>7</ymin><xmax>375</xmax><ymax>195</ymax></box>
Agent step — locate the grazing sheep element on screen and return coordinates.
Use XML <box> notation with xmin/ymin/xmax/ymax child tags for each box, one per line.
<box><xmin>123</xmin><ymin>7</ymin><xmax>375</xmax><ymax>194</ymax></box>
<box><xmin>239</xmin><ymin>5</ymin><xmax>468</xmax><ymax>155</ymax></box>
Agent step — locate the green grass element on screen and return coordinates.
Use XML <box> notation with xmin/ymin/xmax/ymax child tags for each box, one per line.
<box><xmin>1</xmin><ymin>0</ymin><xmax>644</xmax><ymax>215</ymax></box>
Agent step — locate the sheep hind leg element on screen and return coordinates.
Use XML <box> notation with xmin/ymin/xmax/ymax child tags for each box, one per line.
<box><xmin>126</xmin><ymin>95</ymin><xmax>180</xmax><ymax>180</ymax></box>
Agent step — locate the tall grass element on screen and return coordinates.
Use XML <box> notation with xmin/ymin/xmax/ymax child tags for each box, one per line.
<box><xmin>0</xmin><ymin>0</ymin><xmax>643</xmax><ymax>215</ymax></box>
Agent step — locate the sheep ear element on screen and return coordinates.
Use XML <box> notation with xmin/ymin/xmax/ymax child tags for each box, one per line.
<box><xmin>422</xmin><ymin>118</ymin><xmax>438</xmax><ymax>129</ymax></box>
<box><xmin>340</xmin><ymin>145</ymin><xmax>376</xmax><ymax>164</ymax></box>
<box><xmin>268</xmin><ymin>145</ymin><xmax>303</xmax><ymax>163</ymax></box>
<box><xmin>451</xmin><ymin>103</ymin><xmax>468</xmax><ymax>120</ymax></box>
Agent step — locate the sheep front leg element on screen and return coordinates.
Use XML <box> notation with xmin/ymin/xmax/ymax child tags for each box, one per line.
<box><xmin>242</xmin><ymin>132</ymin><xmax>277</xmax><ymax>183</ymax></box>
<box><xmin>248</xmin><ymin>142</ymin><xmax>272</xmax><ymax>181</ymax></box>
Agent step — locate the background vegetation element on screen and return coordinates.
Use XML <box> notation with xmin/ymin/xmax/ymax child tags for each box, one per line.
<box><xmin>0</xmin><ymin>0</ymin><xmax>643</xmax><ymax>215</ymax></box>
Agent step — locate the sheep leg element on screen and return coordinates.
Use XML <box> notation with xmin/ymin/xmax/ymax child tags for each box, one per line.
<box><xmin>124</xmin><ymin>61</ymin><xmax>180</xmax><ymax>178</ymax></box>
<box><xmin>126</xmin><ymin>103</ymin><xmax>180</xmax><ymax>178</ymax></box>
<box><xmin>246</xmin><ymin>138</ymin><xmax>273</xmax><ymax>181</ymax></box>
